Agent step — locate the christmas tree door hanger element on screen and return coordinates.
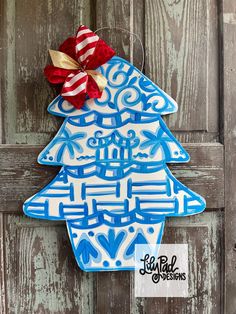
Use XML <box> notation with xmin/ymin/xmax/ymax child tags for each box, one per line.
<box><xmin>23</xmin><ymin>25</ymin><xmax>206</xmax><ymax>272</ymax></box>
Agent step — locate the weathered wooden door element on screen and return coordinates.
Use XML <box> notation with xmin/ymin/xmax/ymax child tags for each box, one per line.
<box><xmin>0</xmin><ymin>0</ymin><xmax>235</xmax><ymax>313</ymax></box>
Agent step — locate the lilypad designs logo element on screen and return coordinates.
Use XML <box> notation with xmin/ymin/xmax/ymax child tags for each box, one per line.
<box><xmin>135</xmin><ymin>244</ymin><xmax>188</xmax><ymax>297</ymax></box>
<box><xmin>139</xmin><ymin>253</ymin><xmax>186</xmax><ymax>284</ymax></box>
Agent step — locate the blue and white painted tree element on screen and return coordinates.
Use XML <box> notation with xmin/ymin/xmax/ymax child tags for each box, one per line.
<box><xmin>23</xmin><ymin>56</ymin><xmax>206</xmax><ymax>271</ymax></box>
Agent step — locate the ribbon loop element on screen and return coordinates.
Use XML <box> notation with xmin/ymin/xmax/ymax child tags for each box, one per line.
<box><xmin>44</xmin><ymin>25</ymin><xmax>115</xmax><ymax>109</ymax></box>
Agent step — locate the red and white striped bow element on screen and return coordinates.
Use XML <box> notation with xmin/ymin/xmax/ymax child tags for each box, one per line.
<box><xmin>44</xmin><ymin>25</ymin><xmax>115</xmax><ymax>109</ymax></box>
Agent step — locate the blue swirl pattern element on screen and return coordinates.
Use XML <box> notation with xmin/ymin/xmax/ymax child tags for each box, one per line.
<box><xmin>48</xmin><ymin>56</ymin><xmax>178</xmax><ymax>119</ymax></box>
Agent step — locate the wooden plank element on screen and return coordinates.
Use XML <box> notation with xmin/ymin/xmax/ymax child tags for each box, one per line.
<box><xmin>0</xmin><ymin>3</ymin><xmax>5</xmax><ymax>312</ymax></box>
<box><xmin>0</xmin><ymin>145</ymin><xmax>59</xmax><ymax>213</ymax></box>
<box><xmin>130</xmin><ymin>0</ymin><xmax>145</xmax><ymax>72</ymax></box>
<box><xmin>223</xmin><ymin>1</ymin><xmax>236</xmax><ymax>312</ymax></box>
<box><xmin>172</xmin><ymin>131</ymin><xmax>219</xmax><ymax>144</ymax></box>
<box><xmin>0</xmin><ymin>143</ymin><xmax>224</xmax><ymax>212</ymax></box>
<box><xmin>172</xmin><ymin>143</ymin><xmax>224</xmax><ymax>209</ymax></box>
<box><xmin>96</xmin><ymin>272</ymin><xmax>131</xmax><ymax>314</ymax></box>
<box><xmin>1</xmin><ymin>0</ymin><xmax>93</xmax><ymax>145</ymax></box>
<box><xmin>133</xmin><ymin>212</ymin><xmax>223</xmax><ymax>313</ymax></box>
<box><xmin>0</xmin><ymin>2</ymin><xmax>5</xmax><ymax>313</ymax></box>
<box><xmin>96</xmin><ymin>0</ymin><xmax>144</xmax><ymax>71</ymax></box>
<box><xmin>0</xmin><ymin>0</ymin><xmax>5</xmax><ymax>143</ymax></box>
<box><xmin>145</xmin><ymin>0</ymin><xmax>219</xmax><ymax>132</ymax></box>
<box><xmin>4</xmin><ymin>215</ymin><xmax>94</xmax><ymax>313</ymax></box>
<box><xmin>179</xmin><ymin>143</ymin><xmax>223</xmax><ymax>168</ymax></box>
<box><xmin>96</xmin><ymin>0</ymin><xmax>132</xmax><ymax>61</ymax></box>
<box><xmin>0</xmin><ymin>214</ymin><xmax>6</xmax><ymax>314</ymax></box>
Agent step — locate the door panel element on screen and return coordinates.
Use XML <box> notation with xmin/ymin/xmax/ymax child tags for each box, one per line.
<box><xmin>145</xmin><ymin>0</ymin><xmax>219</xmax><ymax>133</ymax></box>
<box><xmin>4</xmin><ymin>215</ymin><xmax>94</xmax><ymax>313</ymax></box>
<box><xmin>1</xmin><ymin>0</ymin><xmax>94</xmax><ymax>144</ymax></box>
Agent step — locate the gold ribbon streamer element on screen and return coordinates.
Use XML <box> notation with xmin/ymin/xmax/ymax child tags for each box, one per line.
<box><xmin>49</xmin><ymin>49</ymin><xmax>107</xmax><ymax>91</ymax></box>
<box><xmin>86</xmin><ymin>70</ymin><xmax>107</xmax><ymax>92</ymax></box>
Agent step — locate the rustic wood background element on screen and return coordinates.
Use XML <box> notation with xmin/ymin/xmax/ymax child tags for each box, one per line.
<box><xmin>0</xmin><ymin>0</ymin><xmax>235</xmax><ymax>313</ymax></box>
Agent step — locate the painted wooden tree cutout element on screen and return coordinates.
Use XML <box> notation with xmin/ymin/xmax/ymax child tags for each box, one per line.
<box><xmin>23</xmin><ymin>29</ymin><xmax>206</xmax><ymax>271</ymax></box>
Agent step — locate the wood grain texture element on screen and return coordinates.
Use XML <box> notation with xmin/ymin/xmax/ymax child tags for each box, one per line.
<box><xmin>223</xmin><ymin>0</ymin><xmax>236</xmax><ymax>312</ymax></box>
<box><xmin>96</xmin><ymin>0</ymin><xmax>131</xmax><ymax>62</ymax></box>
<box><xmin>96</xmin><ymin>0</ymin><xmax>144</xmax><ymax>71</ymax></box>
<box><xmin>0</xmin><ymin>214</ymin><xmax>6</xmax><ymax>314</ymax></box>
<box><xmin>1</xmin><ymin>0</ymin><xmax>93</xmax><ymax>145</ymax></box>
<box><xmin>0</xmin><ymin>0</ymin><xmax>4</xmax><ymax>143</ymax></box>
<box><xmin>0</xmin><ymin>3</ymin><xmax>5</xmax><ymax>311</ymax></box>
<box><xmin>143</xmin><ymin>211</ymin><xmax>223</xmax><ymax>313</ymax></box>
<box><xmin>96</xmin><ymin>271</ymin><xmax>131</xmax><ymax>314</ymax></box>
<box><xmin>130</xmin><ymin>0</ymin><xmax>145</xmax><ymax>72</ymax></box>
<box><xmin>4</xmin><ymin>215</ymin><xmax>94</xmax><ymax>314</ymax></box>
<box><xmin>0</xmin><ymin>143</ymin><xmax>224</xmax><ymax>212</ymax></box>
<box><xmin>145</xmin><ymin>0</ymin><xmax>219</xmax><ymax>133</ymax></box>
<box><xmin>124</xmin><ymin>212</ymin><xmax>223</xmax><ymax>313</ymax></box>
<box><xmin>172</xmin><ymin>131</ymin><xmax>219</xmax><ymax>144</ymax></box>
